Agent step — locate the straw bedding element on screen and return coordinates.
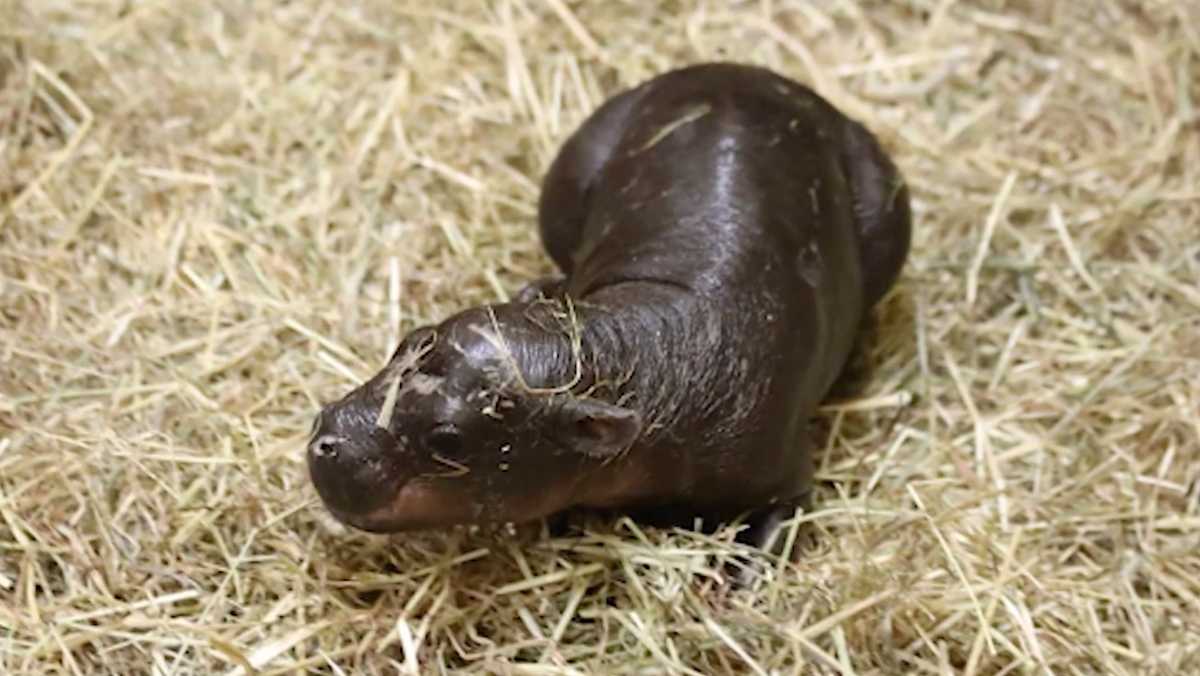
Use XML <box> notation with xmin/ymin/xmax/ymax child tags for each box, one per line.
<box><xmin>2</xmin><ymin>1</ymin><xmax>1198</xmax><ymax>673</ymax></box>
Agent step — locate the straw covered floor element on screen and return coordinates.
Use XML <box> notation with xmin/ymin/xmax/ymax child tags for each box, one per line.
<box><xmin>2</xmin><ymin>1</ymin><xmax>1199</xmax><ymax>673</ymax></box>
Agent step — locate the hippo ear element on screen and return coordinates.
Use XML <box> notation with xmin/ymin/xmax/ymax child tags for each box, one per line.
<box><xmin>555</xmin><ymin>397</ymin><xmax>642</xmax><ymax>459</ymax></box>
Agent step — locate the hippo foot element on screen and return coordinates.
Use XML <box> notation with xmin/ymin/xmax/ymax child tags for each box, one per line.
<box><xmin>728</xmin><ymin>492</ymin><xmax>816</xmax><ymax>587</ymax></box>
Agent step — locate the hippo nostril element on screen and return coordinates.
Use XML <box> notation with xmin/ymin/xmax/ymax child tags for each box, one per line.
<box><xmin>307</xmin><ymin>429</ymin><xmax>398</xmax><ymax>520</ymax></box>
<box><xmin>310</xmin><ymin>434</ymin><xmax>345</xmax><ymax>459</ymax></box>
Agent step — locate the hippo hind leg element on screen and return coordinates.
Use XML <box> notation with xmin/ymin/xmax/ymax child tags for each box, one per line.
<box><xmin>841</xmin><ymin>118</ymin><xmax>912</xmax><ymax>309</ymax></box>
<box><xmin>537</xmin><ymin>84</ymin><xmax>645</xmax><ymax>273</ymax></box>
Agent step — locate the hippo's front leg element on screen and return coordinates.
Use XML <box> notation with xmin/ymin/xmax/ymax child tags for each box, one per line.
<box><xmin>737</xmin><ymin>491</ymin><xmax>815</xmax><ymax>559</ymax></box>
<box><xmin>722</xmin><ymin>492</ymin><xmax>815</xmax><ymax>587</ymax></box>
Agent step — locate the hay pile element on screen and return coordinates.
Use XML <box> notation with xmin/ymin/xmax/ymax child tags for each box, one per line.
<box><xmin>3</xmin><ymin>1</ymin><xmax>1198</xmax><ymax>673</ymax></box>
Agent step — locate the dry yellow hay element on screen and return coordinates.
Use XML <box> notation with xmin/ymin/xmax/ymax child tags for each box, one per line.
<box><xmin>2</xmin><ymin>1</ymin><xmax>1198</xmax><ymax>674</ymax></box>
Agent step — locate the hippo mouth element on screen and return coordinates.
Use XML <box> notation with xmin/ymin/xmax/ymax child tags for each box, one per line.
<box><xmin>323</xmin><ymin>479</ymin><xmax>485</xmax><ymax>533</ymax></box>
<box><xmin>320</xmin><ymin>474</ymin><xmax>585</xmax><ymax>533</ymax></box>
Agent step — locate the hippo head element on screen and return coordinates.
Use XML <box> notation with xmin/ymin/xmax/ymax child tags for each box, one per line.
<box><xmin>305</xmin><ymin>305</ymin><xmax>642</xmax><ymax>532</ymax></box>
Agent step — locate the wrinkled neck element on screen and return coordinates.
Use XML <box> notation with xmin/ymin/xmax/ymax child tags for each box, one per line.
<box><xmin>483</xmin><ymin>299</ymin><xmax>592</xmax><ymax>394</ymax></box>
<box><xmin>492</xmin><ymin>284</ymin><xmax>737</xmax><ymax>445</ymax></box>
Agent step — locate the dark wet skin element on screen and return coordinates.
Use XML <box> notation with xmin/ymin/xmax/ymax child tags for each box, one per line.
<box><xmin>306</xmin><ymin>62</ymin><xmax>911</xmax><ymax>558</ymax></box>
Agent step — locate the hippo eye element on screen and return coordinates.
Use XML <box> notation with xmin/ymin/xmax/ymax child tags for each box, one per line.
<box><xmin>425</xmin><ymin>424</ymin><xmax>464</xmax><ymax>456</ymax></box>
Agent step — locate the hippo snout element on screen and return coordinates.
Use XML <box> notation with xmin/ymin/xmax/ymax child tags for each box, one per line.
<box><xmin>306</xmin><ymin>400</ymin><xmax>402</xmax><ymax>521</ymax></box>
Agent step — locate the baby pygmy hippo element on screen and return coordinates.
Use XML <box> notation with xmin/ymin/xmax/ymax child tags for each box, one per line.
<box><xmin>307</xmin><ymin>62</ymin><xmax>911</xmax><ymax>554</ymax></box>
